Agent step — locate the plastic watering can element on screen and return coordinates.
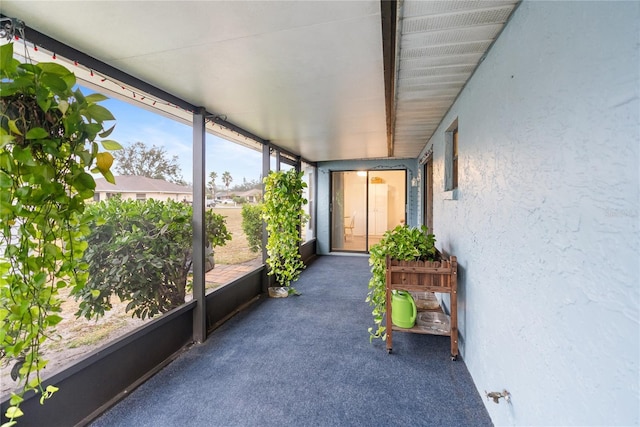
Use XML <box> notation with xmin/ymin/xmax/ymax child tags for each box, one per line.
<box><xmin>391</xmin><ymin>291</ymin><xmax>417</xmax><ymax>328</ymax></box>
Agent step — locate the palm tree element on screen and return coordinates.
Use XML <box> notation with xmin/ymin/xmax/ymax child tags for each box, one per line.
<box><xmin>208</xmin><ymin>171</ymin><xmax>217</xmax><ymax>196</ymax></box>
<box><xmin>222</xmin><ymin>171</ymin><xmax>232</xmax><ymax>191</ymax></box>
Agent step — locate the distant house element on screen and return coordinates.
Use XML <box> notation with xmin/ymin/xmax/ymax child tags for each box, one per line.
<box><xmin>94</xmin><ymin>175</ymin><xmax>192</xmax><ymax>203</ymax></box>
<box><xmin>235</xmin><ymin>189</ymin><xmax>262</xmax><ymax>203</ymax></box>
<box><xmin>214</xmin><ymin>191</ymin><xmax>232</xmax><ymax>201</ymax></box>
<box><xmin>216</xmin><ymin>188</ymin><xmax>262</xmax><ymax>203</ymax></box>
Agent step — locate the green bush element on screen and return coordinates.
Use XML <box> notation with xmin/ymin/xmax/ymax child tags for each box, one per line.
<box><xmin>242</xmin><ymin>203</ymin><xmax>263</xmax><ymax>253</ymax></box>
<box><xmin>75</xmin><ymin>197</ymin><xmax>231</xmax><ymax>320</ymax></box>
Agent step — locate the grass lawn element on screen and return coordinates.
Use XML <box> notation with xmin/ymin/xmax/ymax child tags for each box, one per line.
<box><xmin>210</xmin><ymin>206</ymin><xmax>260</xmax><ymax>264</ymax></box>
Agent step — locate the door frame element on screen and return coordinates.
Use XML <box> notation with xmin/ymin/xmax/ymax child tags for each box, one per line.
<box><xmin>423</xmin><ymin>156</ymin><xmax>434</xmax><ymax>233</ymax></box>
<box><xmin>329</xmin><ymin>169</ymin><xmax>407</xmax><ymax>253</ymax></box>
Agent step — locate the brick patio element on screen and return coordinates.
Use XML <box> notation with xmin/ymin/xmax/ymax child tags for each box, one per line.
<box><xmin>205</xmin><ymin>256</ymin><xmax>263</xmax><ymax>288</ymax></box>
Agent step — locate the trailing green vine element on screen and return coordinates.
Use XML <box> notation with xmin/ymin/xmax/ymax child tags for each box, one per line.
<box><xmin>366</xmin><ymin>225</ymin><xmax>437</xmax><ymax>341</ymax></box>
<box><xmin>262</xmin><ymin>169</ymin><xmax>307</xmax><ymax>294</ymax></box>
<box><xmin>0</xmin><ymin>42</ymin><xmax>120</xmax><ymax>425</ymax></box>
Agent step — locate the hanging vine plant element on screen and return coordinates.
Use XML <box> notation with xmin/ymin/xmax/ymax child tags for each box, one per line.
<box><xmin>0</xmin><ymin>42</ymin><xmax>121</xmax><ymax>425</ymax></box>
<box><xmin>262</xmin><ymin>169</ymin><xmax>307</xmax><ymax>296</ymax></box>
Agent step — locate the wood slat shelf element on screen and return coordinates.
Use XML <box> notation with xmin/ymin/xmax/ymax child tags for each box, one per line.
<box><xmin>392</xmin><ymin>309</ymin><xmax>451</xmax><ymax>336</ymax></box>
<box><xmin>385</xmin><ymin>255</ymin><xmax>458</xmax><ymax>360</ymax></box>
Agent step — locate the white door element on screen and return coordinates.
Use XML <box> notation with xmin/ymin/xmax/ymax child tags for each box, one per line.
<box><xmin>368</xmin><ymin>183</ymin><xmax>388</xmax><ymax>235</ymax></box>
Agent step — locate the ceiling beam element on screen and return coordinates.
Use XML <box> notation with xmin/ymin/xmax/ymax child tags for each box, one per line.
<box><xmin>380</xmin><ymin>0</ymin><xmax>398</xmax><ymax>158</ymax></box>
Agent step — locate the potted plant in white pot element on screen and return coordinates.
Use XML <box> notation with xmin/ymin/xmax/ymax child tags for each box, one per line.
<box><xmin>261</xmin><ymin>169</ymin><xmax>307</xmax><ymax>297</ymax></box>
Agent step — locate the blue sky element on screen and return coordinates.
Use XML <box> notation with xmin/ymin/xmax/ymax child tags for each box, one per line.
<box><xmin>93</xmin><ymin>88</ymin><xmax>263</xmax><ymax>187</ymax></box>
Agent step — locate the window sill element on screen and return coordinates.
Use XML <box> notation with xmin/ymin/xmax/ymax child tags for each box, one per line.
<box><xmin>443</xmin><ymin>189</ymin><xmax>458</xmax><ymax>200</ymax></box>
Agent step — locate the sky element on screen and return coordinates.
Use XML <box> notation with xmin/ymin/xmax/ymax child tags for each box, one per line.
<box><xmin>92</xmin><ymin>88</ymin><xmax>264</xmax><ymax>187</ymax></box>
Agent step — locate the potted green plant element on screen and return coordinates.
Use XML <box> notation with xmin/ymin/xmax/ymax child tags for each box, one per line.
<box><xmin>366</xmin><ymin>224</ymin><xmax>438</xmax><ymax>340</ymax></box>
<box><xmin>0</xmin><ymin>42</ymin><xmax>121</xmax><ymax>423</ymax></box>
<box><xmin>261</xmin><ymin>169</ymin><xmax>307</xmax><ymax>297</ymax></box>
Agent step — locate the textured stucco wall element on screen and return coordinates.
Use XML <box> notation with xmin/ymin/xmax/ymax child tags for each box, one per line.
<box><xmin>316</xmin><ymin>158</ymin><xmax>419</xmax><ymax>255</ymax></box>
<box><xmin>419</xmin><ymin>1</ymin><xmax>639</xmax><ymax>425</ymax></box>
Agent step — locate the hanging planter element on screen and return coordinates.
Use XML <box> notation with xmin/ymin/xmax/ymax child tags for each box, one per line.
<box><xmin>0</xmin><ymin>42</ymin><xmax>121</xmax><ymax>423</ymax></box>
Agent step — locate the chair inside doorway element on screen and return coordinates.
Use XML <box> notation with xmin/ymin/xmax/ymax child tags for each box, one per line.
<box><xmin>344</xmin><ymin>212</ymin><xmax>355</xmax><ymax>241</ymax></box>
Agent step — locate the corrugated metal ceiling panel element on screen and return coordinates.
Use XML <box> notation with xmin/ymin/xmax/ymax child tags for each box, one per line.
<box><xmin>393</xmin><ymin>0</ymin><xmax>519</xmax><ymax>157</ymax></box>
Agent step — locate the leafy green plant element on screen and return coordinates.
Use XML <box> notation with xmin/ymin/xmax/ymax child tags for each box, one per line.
<box><xmin>262</xmin><ymin>169</ymin><xmax>307</xmax><ymax>294</ymax></box>
<box><xmin>74</xmin><ymin>198</ymin><xmax>231</xmax><ymax>320</ymax></box>
<box><xmin>205</xmin><ymin>207</ymin><xmax>233</xmax><ymax>250</ymax></box>
<box><xmin>366</xmin><ymin>225</ymin><xmax>438</xmax><ymax>341</ymax></box>
<box><xmin>0</xmin><ymin>42</ymin><xmax>120</xmax><ymax>425</ymax></box>
<box><xmin>241</xmin><ymin>203</ymin><xmax>263</xmax><ymax>253</ymax></box>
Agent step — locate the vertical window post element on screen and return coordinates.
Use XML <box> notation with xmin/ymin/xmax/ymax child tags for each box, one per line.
<box><xmin>261</xmin><ymin>143</ymin><xmax>270</xmax><ymax>292</ymax></box>
<box><xmin>192</xmin><ymin>107</ymin><xmax>206</xmax><ymax>343</ymax></box>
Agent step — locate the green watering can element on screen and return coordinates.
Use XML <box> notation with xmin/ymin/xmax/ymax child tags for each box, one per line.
<box><xmin>391</xmin><ymin>290</ymin><xmax>417</xmax><ymax>328</ymax></box>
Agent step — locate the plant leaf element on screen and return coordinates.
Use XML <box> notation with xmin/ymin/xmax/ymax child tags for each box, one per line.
<box><xmin>85</xmin><ymin>93</ymin><xmax>109</xmax><ymax>103</ymax></box>
<box><xmin>58</xmin><ymin>99</ymin><xmax>69</xmax><ymax>115</ymax></box>
<box><xmin>40</xmin><ymin>74</ymin><xmax>67</xmax><ymax>93</ymax></box>
<box><xmin>101</xmin><ymin>140</ymin><xmax>123</xmax><ymax>150</ymax></box>
<box><xmin>25</xmin><ymin>127</ymin><xmax>49</xmax><ymax>140</ymax></box>
<box><xmin>45</xmin><ymin>385</ymin><xmax>59</xmax><ymax>394</ymax></box>
<box><xmin>102</xmin><ymin>169</ymin><xmax>116</xmax><ymax>184</ymax></box>
<box><xmin>99</xmin><ymin>124</ymin><xmax>116</xmax><ymax>138</ymax></box>
<box><xmin>86</xmin><ymin>104</ymin><xmax>115</xmax><ymax>122</ymax></box>
<box><xmin>73</xmin><ymin>172</ymin><xmax>96</xmax><ymax>192</ymax></box>
<box><xmin>0</xmin><ymin>43</ymin><xmax>14</xmax><ymax>74</ymax></box>
<box><xmin>7</xmin><ymin>120</ymin><xmax>22</xmax><ymax>136</ymax></box>
<box><xmin>4</xmin><ymin>407</ymin><xmax>23</xmax><ymax>419</ymax></box>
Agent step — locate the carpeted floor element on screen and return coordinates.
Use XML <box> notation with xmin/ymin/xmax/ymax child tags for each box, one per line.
<box><xmin>90</xmin><ymin>255</ymin><xmax>492</xmax><ymax>427</ymax></box>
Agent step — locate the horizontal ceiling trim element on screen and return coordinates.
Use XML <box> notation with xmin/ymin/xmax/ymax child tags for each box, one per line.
<box><xmin>381</xmin><ymin>0</ymin><xmax>398</xmax><ymax>158</ymax></box>
<box><xmin>399</xmin><ymin>53</ymin><xmax>483</xmax><ymax>68</ymax></box>
<box><xmin>401</xmin><ymin>40</ymin><xmax>493</xmax><ymax>58</ymax></box>
<box><xmin>402</xmin><ymin>1</ymin><xmax>518</xmax><ymax>17</ymax></box>
<box><xmin>401</xmin><ymin>23</ymin><xmax>504</xmax><ymax>45</ymax></box>
<box><xmin>402</xmin><ymin>6</ymin><xmax>516</xmax><ymax>29</ymax></box>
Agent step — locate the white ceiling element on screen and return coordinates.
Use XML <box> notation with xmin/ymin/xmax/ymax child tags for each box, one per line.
<box><xmin>1</xmin><ymin>1</ymin><xmax>518</xmax><ymax>163</ymax></box>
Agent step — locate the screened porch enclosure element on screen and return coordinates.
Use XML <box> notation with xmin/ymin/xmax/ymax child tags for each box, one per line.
<box><xmin>1</xmin><ymin>1</ymin><xmax>638</xmax><ymax>426</ymax></box>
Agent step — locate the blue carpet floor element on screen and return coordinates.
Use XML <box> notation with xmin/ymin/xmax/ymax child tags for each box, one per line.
<box><xmin>90</xmin><ymin>255</ymin><xmax>492</xmax><ymax>427</ymax></box>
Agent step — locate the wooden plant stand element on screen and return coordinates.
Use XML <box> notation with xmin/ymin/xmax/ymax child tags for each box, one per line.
<box><xmin>385</xmin><ymin>255</ymin><xmax>459</xmax><ymax>360</ymax></box>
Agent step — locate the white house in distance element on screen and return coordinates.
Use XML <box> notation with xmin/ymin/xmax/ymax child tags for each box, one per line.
<box><xmin>217</xmin><ymin>189</ymin><xmax>262</xmax><ymax>204</ymax></box>
<box><xmin>94</xmin><ymin>175</ymin><xmax>193</xmax><ymax>203</ymax></box>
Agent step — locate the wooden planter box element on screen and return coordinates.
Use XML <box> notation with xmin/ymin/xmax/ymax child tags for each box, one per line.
<box><xmin>385</xmin><ymin>255</ymin><xmax>458</xmax><ymax>360</ymax></box>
